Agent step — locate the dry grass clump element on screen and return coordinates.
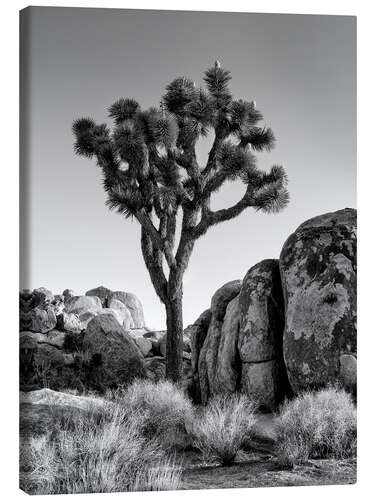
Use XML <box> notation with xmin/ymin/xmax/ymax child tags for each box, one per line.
<box><xmin>132</xmin><ymin>455</ymin><xmax>182</xmax><ymax>492</ymax></box>
<box><xmin>20</xmin><ymin>400</ymin><xmax>181</xmax><ymax>494</ymax></box>
<box><xmin>192</xmin><ymin>393</ymin><xmax>257</xmax><ymax>465</ymax></box>
<box><xmin>276</xmin><ymin>387</ymin><xmax>357</xmax><ymax>468</ymax></box>
<box><xmin>111</xmin><ymin>379</ymin><xmax>195</xmax><ymax>449</ymax></box>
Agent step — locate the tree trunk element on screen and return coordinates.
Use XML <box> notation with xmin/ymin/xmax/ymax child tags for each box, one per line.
<box><xmin>165</xmin><ymin>293</ymin><xmax>183</xmax><ymax>382</ymax></box>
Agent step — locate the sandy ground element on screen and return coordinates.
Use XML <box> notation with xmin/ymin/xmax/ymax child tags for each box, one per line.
<box><xmin>179</xmin><ymin>412</ymin><xmax>356</xmax><ymax>490</ymax></box>
<box><xmin>180</xmin><ymin>451</ymin><xmax>356</xmax><ymax>490</ymax></box>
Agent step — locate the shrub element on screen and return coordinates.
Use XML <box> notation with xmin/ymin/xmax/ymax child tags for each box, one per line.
<box><xmin>112</xmin><ymin>379</ymin><xmax>194</xmax><ymax>450</ymax></box>
<box><xmin>132</xmin><ymin>456</ymin><xmax>182</xmax><ymax>492</ymax></box>
<box><xmin>20</xmin><ymin>400</ymin><xmax>175</xmax><ymax>494</ymax></box>
<box><xmin>192</xmin><ymin>393</ymin><xmax>256</xmax><ymax>465</ymax></box>
<box><xmin>276</xmin><ymin>387</ymin><xmax>357</xmax><ymax>467</ymax></box>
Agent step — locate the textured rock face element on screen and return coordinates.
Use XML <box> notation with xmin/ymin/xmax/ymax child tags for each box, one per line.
<box><xmin>198</xmin><ymin>280</ymin><xmax>242</xmax><ymax>404</ymax></box>
<box><xmin>238</xmin><ymin>260</ymin><xmax>289</xmax><ymax>409</ymax></box>
<box><xmin>83</xmin><ymin>314</ymin><xmax>147</xmax><ymax>387</ymax></box>
<box><xmin>57</xmin><ymin>312</ymin><xmax>82</xmax><ymax>334</ymax></box>
<box><xmin>107</xmin><ymin>298</ymin><xmax>134</xmax><ymax>329</ymax></box>
<box><xmin>20</xmin><ymin>389</ymin><xmax>108</xmax><ymax>438</ymax></box>
<box><xmin>85</xmin><ymin>286</ymin><xmax>112</xmax><ymax>307</ymax></box>
<box><xmin>108</xmin><ymin>291</ymin><xmax>145</xmax><ymax>328</ymax></box>
<box><xmin>27</xmin><ymin>307</ymin><xmax>57</xmax><ymax>333</ymax></box>
<box><xmin>65</xmin><ymin>295</ymin><xmax>102</xmax><ymax>316</ymax></box>
<box><xmin>215</xmin><ymin>296</ymin><xmax>241</xmax><ymax>393</ymax></box>
<box><xmin>19</xmin><ymin>286</ymin><xmax>149</xmax><ymax>392</ymax></box>
<box><xmin>189</xmin><ymin>309</ymin><xmax>212</xmax><ymax>374</ymax></box>
<box><xmin>280</xmin><ymin>208</ymin><xmax>357</xmax><ymax>394</ymax></box>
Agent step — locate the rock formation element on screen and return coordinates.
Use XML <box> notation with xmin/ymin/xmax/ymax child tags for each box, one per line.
<box><xmin>189</xmin><ymin>208</ymin><xmax>357</xmax><ymax>408</ymax></box>
<box><xmin>19</xmin><ymin>208</ymin><xmax>356</xmax><ymax>406</ymax></box>
<box><xmin>279</xmin><ymin>208</ymin><xmax>357</xmax><ymax>394</ymax></box>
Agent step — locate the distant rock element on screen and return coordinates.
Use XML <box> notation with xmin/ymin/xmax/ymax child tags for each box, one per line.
<box><xmin>20</xmin><ymin>330</ymin><xmax>66</xmax><ymax>349</ymax></box>
<box><xmin>280</xmin><ymin>208</ymin><xmax>357</xmax><ymax>394</ymax></box>
<box><xmin>133</xmin><ymin>336</ymin><xmax>153</xmax><ymax>357</ymax></box>
<box><xmin>52</xmin><ymin>294</ymin><xmax>65</xmax><ymax>316</ymax></box>
<box><xmin>108</xmin><ymin>291</ymin><xmax>145</xmax><ymax>328</ymax></box>
<box><xmin>62</xmin><ymin>289</ymin><xmax>75</xmax><ymax>301</ymax></box>
<box><xmin>65</xmin><ymin>295</ymin><xmax>102</xmax><ymax>316</ymax></box>
<box><xmin>158</xmin><ymin>331</ymin><xmax>190</xmax><ymax>357</ymax></box>
<box><xmin>33</xmin><ymin>287</ymin><xmax>54</xmax><ymax>306</ymax></box>
<box><xmin>57</xmin><ymin>312</ymin><xmax>82</xmax><ymax>334</ymax></box>
<box><xmin>145</xmin><ymin>356</ymin><xmax>166</xmax><ymax>381</ymax></box>
<box><xmin>85</xmin><ymin>285</ymin><xmax>112</xmax><ymax>307</ymax></box>
<box><xmin>143</xmin><ymin>330</ymin><xmax>165</xmax><ymax>355</ymax></box>
<box><xmin>107</xmin><ymin>298</ymin><xmax>134</xmax><ymax>329</ymax></box>
<box><xmin>27</xmin><ymin>306</ymin><xmax>57</xmax><ymax>333</ymax></box>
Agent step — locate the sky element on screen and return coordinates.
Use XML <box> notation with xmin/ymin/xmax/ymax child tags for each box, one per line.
<box><xmin>20</xmin><ymin>7</ymin><xmax>356</xmax><ymax>329</ymax></box>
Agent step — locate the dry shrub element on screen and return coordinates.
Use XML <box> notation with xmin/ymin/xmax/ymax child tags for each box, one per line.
<box><xmin>192</xmin><ymin>393</ymin><xmax>256</xmax><ymax>465</ymax></box>
<box><xmin>276</xmin><ymin>387</ymin><xmax>357</xmax><ymax>467</ymax></box>
<box><xmin>132</xmin><ymin>456</ymin><xmax>182</xmax><ymax>492</ymax></box>
<box><xmin>20</xmin><ymin>400</ymin><xmax>177</xmax><ymax>494</ymax></box>
<box><xmin>113</xmin><ymin>379</ymin><xmax>194</xmax><ymax>449</ymax></box>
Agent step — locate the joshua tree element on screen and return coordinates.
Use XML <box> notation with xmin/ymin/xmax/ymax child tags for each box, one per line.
<box><xmin>72</xmin><ymin>61</ymin><xmax>289</xmax><ymax>382</ymax></box>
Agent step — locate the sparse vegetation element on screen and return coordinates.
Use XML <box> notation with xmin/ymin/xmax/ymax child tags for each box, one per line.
<box><xmin>110</xmin><ymin>379</ymin><xmax>195</xmax><ymax>449</ymax></box>
<box><xmin>19</xmin><ymin>398</ymin><xmax>180</xmax><ymax>494</ymax></box>
<box><xmin>275</xmin><ymin>387</ymin><xmax>357</xmax><ymax>468</ymax></box>
<box><xmin>192</xmin><ymin>394</ymin><xmax>257</xmax><ymax>465</ymax></box>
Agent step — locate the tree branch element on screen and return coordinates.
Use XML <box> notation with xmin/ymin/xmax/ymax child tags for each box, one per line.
<box><xmin>140</xmin><ymin>227</ymin><xmax>168</xmax><ymax>303</ymax></box>
<box><xmin>192</xmin><ymin>187</ymin><xmax>253</xmax><ymax>239</ymax></box>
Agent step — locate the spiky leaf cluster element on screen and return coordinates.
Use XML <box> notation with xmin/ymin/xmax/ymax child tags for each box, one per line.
<box><xmin>72</xmin><ymin>61</ymin><xmax>289</xmax><ymax>254</ymax></box>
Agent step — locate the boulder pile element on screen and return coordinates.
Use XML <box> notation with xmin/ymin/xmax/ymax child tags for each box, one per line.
<box><xmin>19</xmin><ymin>208</ymin><xmax>356</xmax><ymax>409</ymax></box>
<box><xmin>19</xmin><ymin>285</ymin><xmax>192</xmax><ymax>392</ymax></box>
<box><xmin>189</xmin><ymin>208</ymin><xmax>357</xmax><ymax>409</ymax></box>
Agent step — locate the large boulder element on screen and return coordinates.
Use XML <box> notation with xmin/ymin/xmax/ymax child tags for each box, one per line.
<box><xmin>85</xmin><ymin>286</ymin><xmax>112</xmax><ymax>307</ymax></box>
<box><xmin>188</xmin><ymin>309</ymin><xmax>212</xmax><ymax>374</ymax></box>
<box><xmin>107</xmin><ymin>298</ymin><xmax>134</xmax><ymax>329</ymax></box>
<box><xmin>56</xmin><ymin>312</ymin><xmax>82</xmax><ymax>334</ymax></box>
<box><xmin>214</xmin><ymin>295</ymin><xmax>241</xmax><ymax>393</ymax></box>
<box><xmin>62</xmin><ymin>289</ymin><xmax>75</xmax><ymax>301</ymax></box>
<box><xmin>32</xmin><ymin>287</ymin><xmax>54</xmax><ymax>306</ymax></box>
<box><xmin>198</xmin><ymin>280</ymin><xmax>242</xmax><ymax>403</ymax></box>
<box><xmin>65</xmin><ymin>295</ymin><xmax>102</xmax><ymax>316</ymax></box>
<box><xmin>19</xmin><ymin>340</ymin><xmax>73</xmax><ymax>391</ymax></box>
<box><xmin>238</xmin><ymin>260</ymin><xmax>290</xmax><ymax>409</ymax></box>
<box><xmin>145</xmin><ymin>356</ymin><xmax>166</xmax><ymax>381</ymax></box>
<box><xmin>143</xmin><ymin>330</ymin><xmax>166</xmax><ymax>355</ymax></box>
<box><xmin>279</xmin><ymin>208</ymin><xmax>357</xmax><ymax>394</ymax></box>
<box><xmin>27</xmin><ymin>306</ymin><xmax>57</xmax><ymax>333</ymax></box>
<box><xmin>20</xmin><ymin>330</ymin><xmax>66</xmax><ymax>349</ymax></box>
<box><xmin>82</xmin><ymin>314</ymin><xmax>147</xmax><ymax>388</ymax></box>
<box><xmin>108</xmin><ymin>291</ymin><xmax>145</xmax><ymax>328</ymax></box>
<box><xmin>20</xmin><ymin>389</ymin><xmax>108</xmax><ymax>438</ymax></box>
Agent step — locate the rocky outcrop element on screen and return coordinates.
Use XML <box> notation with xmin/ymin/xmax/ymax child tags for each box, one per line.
<box><xmin>20</xmin><ymin>389</ymin><xmax>109</xmax><ymax>438</ymax></box>
<box><xmin>107</xmin><ymin>291</ymin><xmax>145</xmax><ymax>328</ymax></box>
<box><xmin>65</xmin><ymin>295</ymin><xmax>102</xmax><ymax>316</ymax></box>
<box><xmin>82</xmin><ymin>314</ymin><xmax>147</xmax><ymax>388</ymax></box>
<box><xmin>193</xmin><ymin>266</ymin><xmax>288</xmax><ymax>410</ymax></box>
<box><xmin>20</xmin><ymin>208</ymin><xmax>356</xmax><ymax>403</ymax></box>
<box><xmin>238</xmin><ymin>260</ymin><xmax>290</xmax><ymax>409</ymax></box>
<box><xmin>198</xmin><ymin>280</ymin><xmax>242</xmax><ymax>404</ymax></box>
<box><xmin>85</xmin><ymin>286</ymin><xmax>112</xmax><ymax>307</ymax></box>
<box><xmin>279</xmin><ymin>208</ymin><xmax>357</xmax><ymax>394</ymax></box>
<box><xmin>19</xmin><ymin>286</ymin><xmax>158</xmax><ymax>392</ymax></box>
<box><xmin>190</xmin><ymin>208</ymin><xmax>356</xmax><ymax>408</ymax></box>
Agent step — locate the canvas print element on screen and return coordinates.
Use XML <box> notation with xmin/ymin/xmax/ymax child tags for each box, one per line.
<box><xmin>19</xmin><ymin>7</ymin><xmax>357</xmax><ymax>494</ymax></box>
